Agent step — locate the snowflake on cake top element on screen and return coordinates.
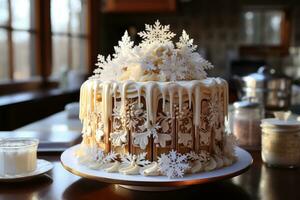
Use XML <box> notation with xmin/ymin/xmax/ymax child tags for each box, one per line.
<box><xmin>176</xmin><ymin>30</ymin><xmax>197</xmax><ymax>52</ymax></box>
<box><xmin>158</xmin><ymin>150</ymin><xmax>190</xmax><ymax>178</ymax></box>
<box><xmin>138</xmin><ymin>20</ymin><xmax>176</xmax><ymax>46</ymax></box>
<box><xmin>93</xmin><ymin>20</ymin><xmax>214</xmax><ymax>82</ymax></box>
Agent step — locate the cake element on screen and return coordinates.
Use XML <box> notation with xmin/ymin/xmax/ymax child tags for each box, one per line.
<box><xmin>77</xmin><ymin>20</ymin><xmax>236</xmax><ymax>178</ymax></box>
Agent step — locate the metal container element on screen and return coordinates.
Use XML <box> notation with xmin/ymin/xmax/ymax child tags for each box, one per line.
<box><xmin>238</xmin><ymin>66</ymin><xmax>292</xmax><ymax>115</ymax></box>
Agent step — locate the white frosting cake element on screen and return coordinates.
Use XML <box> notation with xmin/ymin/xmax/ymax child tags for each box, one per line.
<box><xmin>77</xmin><ymin>21</ymin><xmax>236</xmax><ymax>178</ymax></box>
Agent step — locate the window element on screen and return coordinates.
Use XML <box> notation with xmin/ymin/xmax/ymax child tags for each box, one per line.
<box><xmin>0</xmin><ymin>0</ymin><xmax>36</xmax><ymax>82</ymax></box>
<box><xmin>50</xmin><ymin>0</ymin><xmax>88</xmax><ymax>78</ymax></box>
<box><xmin>241</xmin><ymin>9</ymin><xmax>285</xmax><ymax>45</ymax></box>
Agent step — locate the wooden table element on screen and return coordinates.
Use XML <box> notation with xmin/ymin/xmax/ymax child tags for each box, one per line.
<box><xmin>0</xmin><ymin>151</ymin><xmax>299</xmax><ymax>200</ymax></box>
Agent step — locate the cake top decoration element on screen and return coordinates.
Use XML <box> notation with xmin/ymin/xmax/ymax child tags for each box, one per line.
<box><xmin>93</xmin><ymin>20</ymin><xmax>214</xmax><ymax>82</ymax></box>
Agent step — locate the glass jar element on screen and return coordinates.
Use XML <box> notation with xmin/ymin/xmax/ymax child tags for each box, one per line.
<box><xmin>0</xmin><ymin>138</ymin><xmax>39</xmax><ymax>176</ymax></box>
<box><xmin>232</xmin><ymin>97</ymin><xmax>263</xmax><ymax>149</ymax></box>
<box><xmin>261</xmin><ymin>113</ymin><xmax>300</xmax><ymax>168</ymax></box>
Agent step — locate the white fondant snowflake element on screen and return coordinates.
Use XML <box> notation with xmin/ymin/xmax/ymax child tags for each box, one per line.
<box><xmin>132</xmin><ymin>131</ymin><xmax>151</xmax><ymax>150</ymax></box>
<box><xmin>158</xmin><ymin>150</ymin><xmax>190</xmax><ymax>178</ymax></box>
<box><xmin>121</xmin><ymin>152</ymin><xmax>151</xmax><ymax>167</ymax></box>
<box><xmin>138</xmin><ymin>20</ymin><xmax>176</xmax><ymax>45</ymax></box>
<box><xmin>102</xmin><ymin>151</ymin><xmax>118</xmax><ymax>164</ymax></box>
<box><xmin>176</xmin><ymin>30</ymin><xmax>197</xmax><ymax>52</ymax></box>
<box><xmin>110</xmin><ymin>131</ymin><xmax>127</xmax><ymax>147</ymax></box>
<box><xmin>147</xmin><ymin>124</ymin><xmax>161</xmax><ymax>139</ymax></box>
<box><xmin>90</xmin><ymin>145</ymin><xmax>105</xmax><ymax>163</ymax></box>
<box><xmin>94</xmin><ymin>54</ymin><xmax>112</xmax><ymax>75</ymax></box>
<box><xmin>113</xmin><ymin>31</ymin><xmax>134</xmax><ymax>57</ymax></box>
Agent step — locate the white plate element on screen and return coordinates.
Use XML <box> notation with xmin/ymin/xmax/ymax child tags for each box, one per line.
<box><xmin>0</xmin><ymin>159</ymin><xmax>53</xmax><ymax>182</ymax></box>
<box><xmin>61</xmin><ymin>145</ymin><xmax>252</xmax><ymax>190</ymax></box>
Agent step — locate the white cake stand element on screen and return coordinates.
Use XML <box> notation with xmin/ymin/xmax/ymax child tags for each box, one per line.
<box><xmin>61</xmin><ymin>145</ymin><xmax>252</xmax><ymax>191</ymax></box>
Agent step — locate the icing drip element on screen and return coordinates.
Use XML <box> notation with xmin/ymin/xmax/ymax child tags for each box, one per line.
<box><xmin>161</xmin><ymin>87</ymin><xmax>166</xmax><ymax>112</ymax></box>
<box><xmin>144</xmin><ymin>82</ymin><xmax>156</xmax><ymax>127</ymax></box>
<box><xmin>194</xmin><ymin>83</ymin><xmax>201</xmax><ymax>127</ymax></box>
<box><xmin>102</xmin><ymin>82</ymin><xmax>112</xmax><ymax>137</ymax></box>
<box><xmin>178</xmin><ymin>86</ymin><xmax>183</xmax><ymax>112</ymax></box>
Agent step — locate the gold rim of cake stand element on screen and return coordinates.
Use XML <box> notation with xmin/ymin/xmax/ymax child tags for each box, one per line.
<box><xmin>61</xmin><ymin>156</ymin><xmax>252</xmax><ymax>187</ymax></box>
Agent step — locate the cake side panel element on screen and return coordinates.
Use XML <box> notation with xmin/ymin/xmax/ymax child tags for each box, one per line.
<box><xmin>127</xmin><ymin>97</ymin><xmax>152</xmax><ymax>160</ymax></box>
<box><xmin>152</xmin><ymin>99</ymin><xmax>176</xmax><ymax>161</ymax></box>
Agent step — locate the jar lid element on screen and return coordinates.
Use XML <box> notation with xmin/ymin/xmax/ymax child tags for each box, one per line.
<box><xmin>261</xmin><ymin>111</ymin><xmax>300</xmax><ymax>129</ymax></box>
<box><xmin>233</xmin><ymin>97</ymin><xmax>260</xmax><ymax>109</ymax></box>
<box><xmin>261</xmin><ymin>118</ymin><xmax>300</xmax><ymax>127</ymax></box>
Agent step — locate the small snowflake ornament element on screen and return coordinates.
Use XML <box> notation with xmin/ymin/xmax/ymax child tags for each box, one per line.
<box><xmin>176</xmin><ymin>30</ymin><xmax>197</xmax><ymax>52</ymax></box>
<box><xmin>110</xmin><ymin>131</ymin><xmax>127</xmax><ymax>147</ymax></box>
<box><xmin>121</xmin><ymin>152</ymin><xmax>151</xmax><ymax>167</ymax></box>
<box><xmin>158</xmin><ymin>150</ymin><xmax>190</xmax><ymax>178</ymax></box>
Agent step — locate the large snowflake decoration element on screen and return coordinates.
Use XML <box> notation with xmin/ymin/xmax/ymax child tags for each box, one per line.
<box><xmin>158</xmin><ymin>150</ymin><xmax>190</xmax><ymax>178</ymax></box>
<box><xmin>138</xmin><ymin>20</ymin><xmax>176</xmax><ymax>45</ymax></box>
<box><xmin>208</xmin><ymin>94</ymin><xmax>220</xmax><ymax>127</ymax></box>
<box><xmin>121</xmin><ymin>152</ymin><xmax>151</xmax><ymax>167</ymax></box>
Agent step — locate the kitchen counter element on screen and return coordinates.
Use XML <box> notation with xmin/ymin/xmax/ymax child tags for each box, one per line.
<box><xmin>0</xmin><ymin>150</ymin><xmax>299</xmax><ymax>200</ymax></box>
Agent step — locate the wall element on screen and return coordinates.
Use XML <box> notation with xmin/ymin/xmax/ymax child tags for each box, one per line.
<box><xmin>98</xmin><ymin>0</ymin><xmax>300</xmax><ymax>79</ymax></box>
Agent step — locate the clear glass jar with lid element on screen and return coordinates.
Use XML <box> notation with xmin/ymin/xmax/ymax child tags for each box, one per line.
<box><xmin>232</xmin><ymin>97</ymin><xmax>264</xmax><ymax>149</ymax></box>
<box><xmin>261</xmin><ymin>112</ymin><xmax>300</xmax><ymax>168</ymax></box>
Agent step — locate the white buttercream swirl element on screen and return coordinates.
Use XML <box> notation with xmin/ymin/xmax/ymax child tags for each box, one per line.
<box><xmin>140</xmin><ymin>162</ymin><xmax>160</xmax><ymax>176</ymax></box>
<box><xmin>204</xmin><ymin>157</ymin><xmax>217</xmax><ymax>171</ymax></box>
<box><xmin>119</xmin><ymin>164</ymin><xmax>141</xmax><ymax>175</ymax></box>
<box><xmin>214</xmin><ymin>155</ymin><xmax>224</xmax><ymax>169</ymax></box>
<box><xmin>190</xmin><ymin>160</ymin><xmax>203</xmax><ymax>173</ymax></box>
<box><xmin>103</xmin><ymin>161</ymin><xmax>120</xmax><ymax>173</ymax></box>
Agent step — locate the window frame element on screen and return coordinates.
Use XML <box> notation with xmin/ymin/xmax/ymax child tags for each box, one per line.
<box><xmin>0</xmin><ymin>0</ymin><xmax>37</xmax><ymax>81</ymax></box>
<box><xmin>50</xmin><ymin>0</ymin><xmax>89</xmax><ymax>78</ymax></box>
<box><xmin>239</xmin><ymin>6</ymin><xmax>291</xmax><ymax>56</ymax></box>
<box><xmin>0</xmin><ymin>0</ymin><xmax>97</xmax><ymax>95</ymax></box>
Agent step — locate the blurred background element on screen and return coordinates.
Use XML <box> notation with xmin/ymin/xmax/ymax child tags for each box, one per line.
<box><xmin>0</xmin><ymin>0</ymin><xmax>300</xmax><ymax>131</ymax></box>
